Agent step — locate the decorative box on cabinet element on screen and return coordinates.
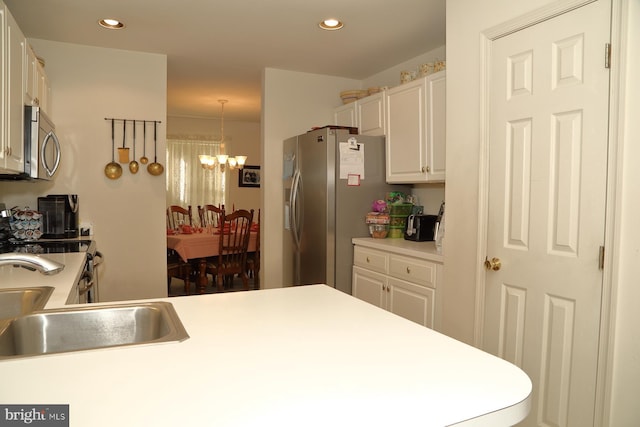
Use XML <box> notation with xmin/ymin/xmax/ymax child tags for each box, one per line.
<box><xmin>385</xmin><ymin>71</ymin><xmax>446</xmax><ymax>183</ymax></box>
<box><xmin>352</xmin><ymin>243</ymin><xmax>441</xmax><ymax>330</ymax></box>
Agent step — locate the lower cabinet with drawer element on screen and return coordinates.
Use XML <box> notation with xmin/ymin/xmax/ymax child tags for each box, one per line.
<box><xmin>352</xmin><ymin>244</ymin><xmax>441</xmax><ymax>330</ymax></box>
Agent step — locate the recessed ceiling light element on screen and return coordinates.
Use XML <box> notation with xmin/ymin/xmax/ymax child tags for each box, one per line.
<box><xmin>319</xmin><ymin>18</ymin><xmax>344</xmax><ymax>31</ymax></box>
<box><xmin>98</xmin><ymin>18</ymin><xmax>125</xmax><ymax>30</ymax></box>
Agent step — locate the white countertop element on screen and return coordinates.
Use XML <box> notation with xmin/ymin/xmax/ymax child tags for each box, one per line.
<box><xmin>0</xmin><ymin>266</ymin><xmax>531</xmax><ymax>427</ymax></box>
<box><xmin>352</xmin><ymin>237</ymin><xmax>444</xmax><ymax>263</ymax></box>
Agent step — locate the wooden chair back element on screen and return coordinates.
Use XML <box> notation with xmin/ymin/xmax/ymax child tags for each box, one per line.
<box><xmin>198</xmin><ymin>204</ymin><xmax>225</xmax><ymax>228</ymax></box>
<box><xmin>167</xmin><ymin>205</ymin><xmax>193</xmax><ymax>230</ymax></box>
<box><xmin>208</xmin><ymin>209</ymin><xmax>254</xmax><ymax>291</ymax></box>
<box><xmin>246</xmin><ymin>209</ymin><xmax>260</xmax><ymax>288</ymax></box>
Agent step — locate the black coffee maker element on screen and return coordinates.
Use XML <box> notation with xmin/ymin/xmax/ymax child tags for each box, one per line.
<box><xmin>38</xmin><ymin>195</ymin><xmax>79</xmax><ymax>239</ymax></box>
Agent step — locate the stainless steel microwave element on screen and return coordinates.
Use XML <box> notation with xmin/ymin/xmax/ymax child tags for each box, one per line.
<box><xmin>25</xmin><ymin>105</ymin><xmax>61</xmax><ymax>180</ymax></box>
<box><xmin>0</xmin><ymin>106</ymin><xmax>61</xmax><ymax>180</ymax></box>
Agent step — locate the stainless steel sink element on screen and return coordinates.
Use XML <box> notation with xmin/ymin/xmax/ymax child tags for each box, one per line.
<box><xmin>0</xmin><ymin>301</ymin><xmax>189</xmax><ymax>360</ymax></box>
<box><xmin>0</xmin><ymin>287</ymin><xmax>54</xmax><ymax>320</ymax></box>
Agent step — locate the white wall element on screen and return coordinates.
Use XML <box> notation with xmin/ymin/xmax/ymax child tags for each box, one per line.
<box><xmin>166</xmin><ymin>116</ymin><xmax>261</xmax><ymax>214</ymax></box>
<box><xmin>0</xmin><ymin>39</ymin><xmax>168</xmax><ymax>302</ymax></box>
<box><xmin>447</xmin><ymin>0</ymin><xmax>640</xmax><ymax>424</ymax></box>
<box><xmin>608</xmin><ymin>0</ymin><xmax>640</xmax><ymax>424</ymax></box>
<box><xmin>260</xmin><ymin>49</ymin><xmax>449</xmax><ymax>289</ymax></box>
<box><xmin>445</xmin><ymin>0</ymin><xmax>563</xmax><ymax>344</ymax></box>
<box><xmin>261</xmin><ymin>68</ymin><xmax>361</xmax><ymax>289</ymax></box>
<box><xmin>363</xmin><ymin>46</ymin><xmax>447</xmax><ymax>92</ymax></box>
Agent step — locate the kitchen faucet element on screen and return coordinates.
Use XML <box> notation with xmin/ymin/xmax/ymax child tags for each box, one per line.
<box><xmin>0</xmin><ymin>253</ymin><xmax>65</xmax><ymax>275</ymax></box>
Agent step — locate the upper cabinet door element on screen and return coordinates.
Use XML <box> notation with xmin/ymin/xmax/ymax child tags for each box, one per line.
<box><xmin>425</xmin><ymin>73</ymin><xmax>446</xmax><ymax>181</ymax></box>
<box><xmin>385</xmin><ymin>71</ymin><xmax>445</xmax><ymax>183</ymax></box>
<box><xmin>357</xmin><ymin>92</ymin><xmax>385</xmax><ymax>136</ymax></box>
<box><xmin>334</xmin><ymin>102</ymin><xmax>357</xmax><ymax>128</ymax></box>
<box><xmin>3</xmin><ymin>5</ymin><xmax>25</xmax><ymax>173</ymax></box>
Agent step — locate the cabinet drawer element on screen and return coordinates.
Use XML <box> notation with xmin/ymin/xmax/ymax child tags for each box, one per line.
<box><xmin>353</xmin><ymin>246</ymin><xmax>387</xmax><ymax>274</ymax></box>
<box><xmin>388</xmin><ymin>255</ymin><xmax>436</xmax><ymax>288</ymax></box>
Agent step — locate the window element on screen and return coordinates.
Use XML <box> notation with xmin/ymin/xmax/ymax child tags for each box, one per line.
<box><xmin>166</xmin><ymin>138</ymin><xmax>226</xmax><ymax>211</ymax></box>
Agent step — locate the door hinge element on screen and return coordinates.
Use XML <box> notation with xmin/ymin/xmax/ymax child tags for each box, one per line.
<box><xmin>605</xmin><ymin>43</ymin><xmax>611</xmax><ymax>69</ymax></box>
<box><xmin>598</xmin><ymin>246</ymin><xmax>605</xmax><ymax>270</ymax></box>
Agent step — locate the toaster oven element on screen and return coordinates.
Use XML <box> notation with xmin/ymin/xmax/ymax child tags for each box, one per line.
<box><xmin>404</xmin><ymin>214</ymin><xmax>438</xmax><ymax>242</ymax></box>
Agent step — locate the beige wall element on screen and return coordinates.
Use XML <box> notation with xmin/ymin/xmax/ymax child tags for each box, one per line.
<box><xmin>260</xmin><ymin>49</ymin><xmax>450</xmax><ymax>290</ymax></box>
<box><xmin>608</xmin><ymin>0</ymin><xmax>640</xmax><ymax>424</ymax></box>
<box><xmin>447</xmin><ymin>0</ymin><xmax>639</xmax><ymax>424</ymax></box>
<box><xmin>166</xmin><ymin>115</ymin><xmax>261</xmax><ymax>214</ymax></box>
<box><xmin>0</xmin><ymin>39</ymin><xmax>168</xmax><ymax>302</ymax></box>
<box><xmin>261</xmin><ymin>68</ymin><xmax>361</xmax><ymax>289</ymax></box>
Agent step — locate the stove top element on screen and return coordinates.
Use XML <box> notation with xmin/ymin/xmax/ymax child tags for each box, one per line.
<box><xmin>0</xmin><ymin>239</ymin><xmax>95</xmax><ymax>255</ymax></box>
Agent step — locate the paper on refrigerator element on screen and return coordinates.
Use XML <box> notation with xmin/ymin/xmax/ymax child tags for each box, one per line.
<box><xmin>339</xmin><ymin>140</ymin><xmax>365</xmax><ymax>180</ymax></box>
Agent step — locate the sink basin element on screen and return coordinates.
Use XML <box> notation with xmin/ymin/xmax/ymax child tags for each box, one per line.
<box><xmin>0</xmin><ymin>287</ymin><xmax>54</xmax><ymax>320</ymax></box>
<box><xmin>0</xmin><ymin>302</ymin><xmax>189</xmax><ymax>359</ymax></box>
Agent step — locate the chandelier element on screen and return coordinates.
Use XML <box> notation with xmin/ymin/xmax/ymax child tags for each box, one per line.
<box><xmin>199</xmin><ymin>99</ymin><xmax>247</xmax><ymax>171</ymax></box>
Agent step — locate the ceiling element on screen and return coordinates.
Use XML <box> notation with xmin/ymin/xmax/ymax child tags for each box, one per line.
<box><xmin>4</xmin><ymin>0</ymin><xmax>445</xmax><ymax>122</ymax></box>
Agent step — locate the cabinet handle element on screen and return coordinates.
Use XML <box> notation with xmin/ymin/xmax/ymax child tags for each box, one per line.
<box><xmin>382</xmin><ymin>285</ymin><xmax>386</xmax><ymax>291</ymax></box>
<box><xmin>387</xmin><ymin>286</ymin><xmax>390</xmax><ymax>293</ymax></box>
<box><xmin>366</xmin><ymin>257</ymin><xmax>370</xmax><ymax>263</ymax></box>
<box><xmin>406</xmin><ymin>267</ymin><xmax>411</xmax><ymax>274</ymax></box>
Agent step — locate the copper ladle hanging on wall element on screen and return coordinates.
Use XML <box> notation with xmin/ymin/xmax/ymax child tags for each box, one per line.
<box><xmin>140</xmin><ymin>120</ymin><xmax>149</xmax><ymax>164</ymax></box>
<box><xmin>129</xmin><ymin>120</ymin><xmax>139</xmax><ymax>174</ymax></box>
<box><xmin>104</xmin><ymin>119</ymin><xmax>123</xmax><ymax>179</ymax></box>
<box><xmin>147</xmin><ymin>121</ymin><xmax>164</xmax><ymax>176</ymax></box>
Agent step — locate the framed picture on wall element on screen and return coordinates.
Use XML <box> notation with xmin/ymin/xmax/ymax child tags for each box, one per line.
<box><xmin>239</xmin><ymin>165</ymin><xmax>260</xmax><ymax>188</ymax></box>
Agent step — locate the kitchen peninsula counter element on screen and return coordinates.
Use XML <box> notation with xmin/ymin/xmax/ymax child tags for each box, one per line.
<box><xmin>0</xmin><ymin>270</ymin><xmax>529</xmax><ymax>426</ymax></box>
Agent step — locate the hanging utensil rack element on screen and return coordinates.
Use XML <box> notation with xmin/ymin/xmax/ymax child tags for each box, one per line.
<box><xmin>104</xmin><ymin>118</ymin><xmax>163</xmax><ymax>177</ymax></box>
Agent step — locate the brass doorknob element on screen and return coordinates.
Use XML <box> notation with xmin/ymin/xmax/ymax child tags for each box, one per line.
<box><xmin>484</xmin><ymin>257</ymin><xmax>501</xmax><ymax>271</ymax></box>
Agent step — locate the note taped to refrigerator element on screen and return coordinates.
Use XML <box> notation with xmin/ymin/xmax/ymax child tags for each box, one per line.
<box><xmin>339</xmin><ymin>141</ymin><xmax>365</xmax><ymax>180</ymax></box>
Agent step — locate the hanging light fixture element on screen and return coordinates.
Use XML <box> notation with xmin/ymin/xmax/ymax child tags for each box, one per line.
<box><xmin>200</xmin><ymin>99</ymin><xmax>247</xmax><ymax>171</ymax></box>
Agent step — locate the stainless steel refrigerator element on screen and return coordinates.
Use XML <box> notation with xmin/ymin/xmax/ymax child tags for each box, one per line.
<box><xmin>283</xmin><ymin>128</ymin><xmax>409</xmax><ymax>294</ymax></box>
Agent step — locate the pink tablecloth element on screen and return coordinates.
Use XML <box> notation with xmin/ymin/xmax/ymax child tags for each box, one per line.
<box><xmin>167</xmin><ymin>231</ymin><xmax>258</xmax><ymax>262</ymax></box>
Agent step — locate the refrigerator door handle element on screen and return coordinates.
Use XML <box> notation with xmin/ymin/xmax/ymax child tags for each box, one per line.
<box><xmin>290</xmin><ymin>169</ymin><xmax>303</xmax><ymax>250</ymax></box>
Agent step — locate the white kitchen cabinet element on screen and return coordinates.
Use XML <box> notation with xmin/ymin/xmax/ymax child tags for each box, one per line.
<box><xmin>352</xmin><ymin>242</ymin><xmax>441</xmax><ymax>330</ymax></box>
<box><xmin>385</xmin><ymin>71</ymin><xmax>446</xmax><ymax>183</ymax></box>
<box><xmin>334</xmin><ymin>102</ymin><xmax>357</xmax><ymax>128</ymax></box>
<box><xmin>0</xmin><ymin>2</ymin><xmax>25</xmax><ymax>174</ymax></box>
<box><xmin>25</xmin><ymin>44</ymin><xmax>51</xmax><ymax>115</ymax></box>
<box><xmin>357</xmin><ymin>91</ymin><xmax>385</xmax><ymax>136</ymax></box>
<box><xmin>334</xmin><ymin>92</ymin><xmax>386</xmax><ymax>136</ymax></box>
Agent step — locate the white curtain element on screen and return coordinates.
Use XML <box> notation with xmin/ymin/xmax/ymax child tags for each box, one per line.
<box><xmin>166</xmin><ymin>138</ymin><xmax>226</xmax><ymax>215</ymax></box>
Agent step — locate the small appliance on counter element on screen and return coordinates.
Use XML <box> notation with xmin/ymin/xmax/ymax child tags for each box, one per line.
<box><xmin>38</xmin><ymin>194</ymin><xmax>79</xmax><ymax>239</ymax></box>
<box><xmin>404</xmin><ymin>214</ymin><xmax>438</xmax><ymax>242</ymax></box>
<box><xmin>0</xmin><ymin>204</ymin><xmax>11</xmax><ymax>249</ymax></box>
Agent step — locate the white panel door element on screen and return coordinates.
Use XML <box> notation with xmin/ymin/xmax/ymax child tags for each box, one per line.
<box><xmin>483</xmin><ymin>2</ymin><xmax>610</xmax><ymax>426</ymax></box>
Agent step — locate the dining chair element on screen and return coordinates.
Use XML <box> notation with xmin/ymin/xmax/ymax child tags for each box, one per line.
<box><xmin>245</xmin><ymin>208</ymin><xmax>260</xmax><ymax>289</ymax></box>
<box><xmin>167</xmin><ymin>250</ymin><xmax>192</xmax><ymax>296</ymax></box>
<box><xmin>206</xmin><ymin>209</ymin><xmax>254</xmax><ymax>292</ymax></box>
<box><xmin>167</xmin><ymin>205</ymin><xmax>193</xmax><ymax>230</ymax></box>
<box><xmin>197</xmin><ymin>204</ymin><xmax>225</xmax><ymax>228</ymax></box>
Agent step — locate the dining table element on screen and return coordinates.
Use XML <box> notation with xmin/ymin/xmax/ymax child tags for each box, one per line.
<box><xmin>167</xmin><ymin>230</ymin><xmax>258</xmax><ymax>293</ymax></box>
